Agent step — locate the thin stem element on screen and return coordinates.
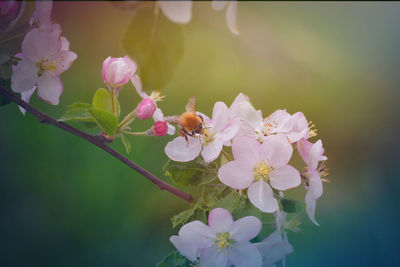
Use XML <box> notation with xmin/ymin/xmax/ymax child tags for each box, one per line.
<box><xmin>0</xmin><ymin>30</ymin><xmax>28</xmax><ymax>45</ymax></box>
<box><xmin>122</xmin><ymin>130</ymin><xmax>147</xmax><ymax>136</ymax></box>
<box><xmin>0</xmin><ymin>86</ymin><xmax>193</xmax><ymax>203</ymax></box>
<box><xmin>118</xmin><ymin>108</ymin><xmax>137</xmax><ymax>129</ymax></box>
<box><xmin>111</xmin><ymin>89</ymin><xmax>118</xmax><ymax>116</ymax></box>
<box><xmin>221</xmin><ymin>149</ymin><xmax>233</xmax><ymax>162</ymax></box>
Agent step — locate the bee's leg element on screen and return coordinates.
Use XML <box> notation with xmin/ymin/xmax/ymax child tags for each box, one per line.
<box><xmin>180</xmin><ymin>128</ymin><xmax>189</xmax><ymax>145</ymax></box>
<box><xmin>199</xmin><ymin>115</ymin><xmax>204</xmax><ymax>123</ymax></box>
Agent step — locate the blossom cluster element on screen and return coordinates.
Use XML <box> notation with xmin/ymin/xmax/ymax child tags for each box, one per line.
<box><xmin>165</xmin><ymin>93</ymin><xmax>328</xmax><ymax>266</ymax></box>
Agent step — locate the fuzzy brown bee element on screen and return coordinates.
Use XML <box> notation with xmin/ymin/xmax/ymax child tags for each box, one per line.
<box><xmin>166</xmin><ymin>97</ymin><xmax>204</xmax><ymax>143</ymax></box>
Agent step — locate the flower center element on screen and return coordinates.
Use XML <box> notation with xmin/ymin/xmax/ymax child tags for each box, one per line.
<box><xmin>202</xmin><ymin>129</ymin><xmax>215</xmax><ymax>146</ymax></box>
<box><xmin>262</xmin><ymin>119</ymin><xmax>279</xmax><ymax>136</ymax></box>
<box><xmin>215</xmin><ymin>232</ymin><xmax>234</xmax><ymax>253</ymax></box>
<box><xmin>253</xmin><ymin>162</ymin><xmax>273</xmax><ymax>182</ymax></box>
<box><xmin>37</xmin><ymin>58</ymin><xmax>58</xmax><ymax>76</ymax></box>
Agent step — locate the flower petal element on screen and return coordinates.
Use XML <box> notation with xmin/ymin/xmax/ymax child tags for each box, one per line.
<box><xmin>201</xmin><ymin>140</ymin><xmax>223</xmax><ymax>163</ymax></box>
<box><xmin>247</xmin><ymin>180</ymin><xmax>278</xmax><ymax>213</ymax></box>
<box><xmin>308</xmin><ymin>169</ymin><xmax>323</xmax><ymax>199</ymax></box>
<box><xmin>255</xmin><ymin>230</ymin><xmax>293</xmax><ymax>267</ymax></box>
<box><xmin>200</xmin><ymin>246</ymin><xmax>228</xmax><ymax>267</ymax></box>
<box><xmin>22</xmin><ymin>28</ymin><xmax>61</xmax><ymax>61</ymax></box>
<box><xmin>261</xmin><ymin>135</ymin><xmax>293</xmax><ymax>169</ymax></box>
<box><xmin>165</xmin><ymin>136</ymin><xmax>202</xmax><ymax>162</ymax></box>
<box><xmin>211</xmin><ymin>0</ymin><xmax>228</xmax><ymax>11</ymax></box>
<box><xmin>212</xmin><ymin>101</ymin><xmax>229</xmax><ymax>133</ymax></box>
<box><xmin>167</xmin><ymin>123</ymin><xmax>176</xmax><ymax>135</ymax></box>
<box><xmin>226</xmin><ymin>1</ymin><xmax>239</xmax><ymax>35</ymax></box>
<box><xmin>218</xmin><ymin>160</ymin><xmax>254</xmax><ymax>190</ymax></box>
<box><xmin>235</xmin><ymin>101</ymin><xmax>262</xmax><ymax>129</ymax></box>
<box><xmin>216</xmin><ymin>118</ymin><xmax>241</xmax><ymax>142</ymax></box>
<box><xmin>305</xmin><ymin>190</ymin><xmax>319</xmax><ymax>226</ymax></box>
<box><xmin>230</xmin><ymin>216</ymin><xmax>262</xmax><ymax>243</ymax></box>
<box><xmin>229</xmin><ymin>242</ymin><xmax>262</xmax><ymax>267</ymax></box>
<box><xmin>269</xmin><ymin>165</ymin><xmax>301</xmax><ymax>191</ymax></box>
<box><xmin>131</xmin><ymin>74</ymin><xmax>147</xmax><ymax>98</ymax></box>
<box><xmin>208</xmin><ymin>208</ymin><xmax>233</xmax><ymax>234</ymax></box>
<box><xmin>170</xmin><ymin>235</ymin><xmax>199</xmax><ymax>263</ymax></box>
<box><xmin>159</xmin><ymin>1</ymin><xmax>192</xmax><ymax>24</ymax></box>
<box><xmin>179</xmin><ymin>220</ymin><xmax>215</xmax><ymax>248</ymax></box>
<box><xmin>11</xmin><ymin>59</ymin><xmax>38</xmax><ymax>93</ymax></box>
<box><xmin>37</xmin><ymin>72</ymin><xmax>63</xmax><ymax>105</ymax></box>
<box><xmin>18</xmin><ymin>86</ymin><xmax>36</xmax><ymax>115</ymax></box>
<box><xmin>232</xmin><ymin>135</ymin><xmax>260</xmax><ymax>165</ymax></box>
<box><xmin>54</xmin><ymin>50</ymin><xmax>77</xmax><ymax>75</ymax></box>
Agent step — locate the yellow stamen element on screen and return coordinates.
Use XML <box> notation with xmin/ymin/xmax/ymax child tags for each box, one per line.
<box><xmin>253</xmin><ymin>162</ymin><xmax>273</xmax><ymax>182</ymax></box>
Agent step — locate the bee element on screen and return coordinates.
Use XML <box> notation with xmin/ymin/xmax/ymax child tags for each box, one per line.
<box><xmin>166</xmin><ymin>97</ymin><xmax>205</xmax><ymax>143</ymax></box>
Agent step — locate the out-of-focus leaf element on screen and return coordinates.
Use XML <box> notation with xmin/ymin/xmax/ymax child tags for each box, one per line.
<box><xmin>122</xmin><ymin>6</ymin><xmax>184</xmax><ymax>90</ymax></box>
<box><xmin>0</xmin><ymin>78</ymin><xmax>12</xmax><ymax>106</ymax></box>
<box><xmin>280</xmin><ymin>198</ymin><xmax>304</xmax><ymax>214</ymax></box>
<box><xmin>92</xmin><ymin>88</ymin><xmax>120</xmax><ymax>117</ymax></box>
<box><xmin>164</xmin><ymin>158</ymin><xmax>217</xmax><ymax>186</ymax></box>
<box><xmin>213</xmin><ymin>189</ymin><xmax>239</xmax><ymax>213</ymax></box>
<box><xmin>59</xmin><ymin>102</ymin><xmax>95</xmax><ymax>122</ymax></box>
<box><xmin>202</xmin><ymin>183</ymin><xmax>227</xmax><ymax>207</ymax></box>
<box><xmin>157</xmin><ymin>250</ymin><xmax>193</xmax><ymax>267</ymax></box>
<box><xmin>120</xmin><ymin>133</ymin><xmax>131</xmax><ymax>154</ymax></box>
<box><xmin>88</xmin><ymin>107</ymin><xmax>118</xmax><ymax>136</ymax></box>
<box><xmin>171</xmin><ymin>208</ymin><xmax>194</xmax><ymax>228</ymax></box>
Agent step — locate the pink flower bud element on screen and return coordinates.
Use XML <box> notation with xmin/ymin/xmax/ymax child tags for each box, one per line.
<box><xmin>101</xmin><ymin>56</ymin><xmax>137</xmax><ymax>90</ymax></box>
<box><xmin>152</xmin><ymin>121</ymin><xmax>168</xmax><ymax>136</ymax></box>
<box><xmin>0</xmin><ymin>0</ymin><xmax>23</xmax><ymax>31</ymax></box>
<box><xmin>137</xmin><ymin>98</ymin><xmax>156</xmax><ymax>120</ymax></box>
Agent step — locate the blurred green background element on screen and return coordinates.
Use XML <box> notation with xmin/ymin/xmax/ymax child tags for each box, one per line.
<box><xmin>1</xmin><ymin>1</ymin><xmax>400</xmax><ymax>266</ymax></box>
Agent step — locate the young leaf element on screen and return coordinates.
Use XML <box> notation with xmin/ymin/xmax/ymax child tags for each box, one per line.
<box><xmin>59</xmin><ymin>102</ymin><xmax>95</xmax><ymax>122</ymax></box>
<box><xmin>92</xmin><ymin>88</ymin><xmax>120</xmax><ymax>117</ymax></box>
<box><xmin>280</xmin><ymin>198</ymin><xmax>304</xmax><ymax>214</ymax></box>
<box><xmin>164</xmin><ymin>158</ymin><xmax>215</xmax><ymax>186</ymax></box>
<box><xmin>171</xmin><ymin>208</ymin><xmax>194</xmax><ymax>228</ymax></box>
<box><xmin>120</xmin><ymin>133</ymin><xmax>131</xmax><ymax>154</ymax></box>
<box><xmin>202</xmin><ymin>183</ymin><xmax>227</xmax><ymax>207</ymax></box>
<box><xmin>122</xmin><ymin>5</ymin><xmax>184</xmax><ymax>90</ymax></box>
<box><xmin>157</xmin><ymin>251</ymin><xmax>193</xmax><ymax>267</ymax></box>
<box><xmin>88</xmin><ymin>107</ymin><xmax>118</xmax><ymax>136</ymax></box>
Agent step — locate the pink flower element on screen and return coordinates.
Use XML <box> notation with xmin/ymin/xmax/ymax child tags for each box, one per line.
<box><xmin>11</xmin><ymin>27</ymin><xmax>77</xmax><ymax>107</ymax></box>
<box><xmin>137</xmin><ymin>98</ymin><xmax>157</xmax><ymax>120</ymax></box>
<box><xmin>146</xmin><ymin>108</ymin><xmax>175</xmax><ymax>136</ymax></box>
<box><xmin>297</xmin><ymin>138</ymin><xmax>327</xmax><ymax>226</ymax></box>
<box><xmin>102</xmin><ymin>56</ymin><xmax>137</xmax><ymax>91</ymax></box>
<box><xmin>165</xmin><ymin>101</ymin><xmax>241</xmax><ymax>163</ymax></box>
<box><xmin>29</xmin><ymin>0</ymin><xmax>53</xmax><ymax>29</ymax></box>
<box><xmin>170</xmin><ymin>208</ymin><xmax>263</xmax><ymax>267</ymax></box>
<box><xmin>218</xmin><ymin>136</ymin><xmax>301</xmax><ymax>213</ymax></box>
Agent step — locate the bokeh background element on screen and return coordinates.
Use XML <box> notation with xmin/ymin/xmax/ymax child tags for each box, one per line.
<box><xmin>1</xmin><ymin>1</ymin><xmax>400</xmax><ymax>266</ymax></box>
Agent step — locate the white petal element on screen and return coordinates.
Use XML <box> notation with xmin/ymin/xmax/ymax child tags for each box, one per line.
<box><xmin>159</xmin><ymin>1</ymin><xmax>192</xmax><ymax>24</ymax></box>
<box><xmin>22</xmin><ymin>28</ymin><xmax>61</xmax><ymax>61</ymax></box>
<box><xmin>200</xmin><ymin>246</ymin><xmax>228</xmax><ymax>267</ymax></box>
<box><xmin>232</xmin><ymin>136</ymin><xmax>260</xmax><ymax>165</ymax></box>
<box><xmin>165</xmin><ymin>136</ymin><xmax>202</xmax><ymax>162</ymax></box>
<box><xmin>18</xmin><ymin>86</ymin><xmax>36</xmax><ymax>115</ymax></box>
<box><xmin>255</xmin><ymin>230</ymin><xmax>293</xmax><ymax>267</ymax></box>
<box><xmin>170</xmin><ymin>235</ymin><xmax>199</xmax><ymax>263</ymax></box>
<box><xmin>236</xmin><ymin>101</ymin><xmax>262</xmax><ymax>129</ymax></box>
<box><xmin>218</xmin><ymin>160</ymin><xmax>254</xmax><ymax>190</ymax></box>
<box><xmin>11</xmin><ymin>59</ymin><xmax>38</xmax><ymax>93</ymax></box>
<box><xmin>37</xmin><ymin>72</ymin><xmax>63</xmax><ymax>105</ymax></box>
<box><xmin>230</xmin><ymin>216</ymin><xmax>262</xmax><ymax>243</ymax></box>
<box><xmin>54</xmin><ymin>50</ymin><xmax>77</xmax><ymax>75</ymax></box>
<box><xmin>216</xmin><ymin>118</ymin><xmax>241</xmax><ymax>142</ymax></box>
<box><xmin>208</xmin><ymin>208</ymin><xmax>233</xmax><ymax>233</ymax></box>
<box><xmin>308</xmin><ymin>169</ymin><xmax>323</xmax><ymax>199</ymax></box>
<box><xmin>153</xmin><ymin>108</ymin><xmax>164</xmax><ymax>122</ymax></box>
<box><xmin>131</xmin><ymin>74</ymin><xmax>147</xmax><ymax>98</ymax></box>
<box><xmin>247</xmin><ymin>180</ymin><xmax>278</xmax><ymax>213</ymax></box>
<box><xmin>212</xmin><ymin>0</ymin><xmax>228</xmax><ymax>11</ymax></box>
<box><xmin>269</xmin><ymin>165</ymin><xmax>301</xmax><ymax>191</ymax></box>
<box><xmin>167</xmin><ymin>123</ymin><xmax>176</xmax><ymax>135</ymax></box>
<box><xmin>211</xmin><ymin>101</ymin><xmax>229</xmax><ymax>132</ymax></box>
<box><xmin>201</xmin><ymin>140</ymin><xmax>223</xmax><ymax>163</ymax></box>
<box><xmin>261</xmin><ymin>136</ymin><xmax>293</xmax><ymax>169</ymax></box>
<box><xmin>305</xmin><ymin>191</ymin><xmax>319</xmax><ymax>226</ymax></box>
<box><xmin>226</xmin><ymin>1</ymin><xmax>239</xmax><ymax>35</ymax></box>
<box><xmin>229</xmin><ymin>242</ymin><xmax>262</xmax><ymax>267</ymax></box>
<box><xmin>60</xmin><ymin>37</ymin><xmax>70</xmax><ymax>51</ymax></box>
<box><xmin>179</xmin><ymin>221</ymin><xmax>215</xmax><ymax>248</ymax></box>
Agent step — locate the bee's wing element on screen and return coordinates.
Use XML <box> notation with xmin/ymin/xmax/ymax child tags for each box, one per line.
<box><xmin>164</xmin><ymin>115</ymin><xmax>184</xmax><ymax>126</ymax></box>
<box><xmin>185</xmin><ymin>96</ymin><xmax>196</xmax><ymax>113</ymax></box>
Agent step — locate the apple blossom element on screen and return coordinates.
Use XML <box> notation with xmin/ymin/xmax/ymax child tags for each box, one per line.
<box><xmin>212</xmin><ymin>1</ymin><xmax>239</xmax><ymax>35</ymax></box>
<box><xmin>146</xmin><ymin>108</ymin><xmax>175</xmax><ymax>136</ymax></box>
<box><xmin>218</xmin><ymin>136</ymin><xmax>301</xmax><ymax>213</ymax></box>
<box><xmin>11</xmin><ymin>27</ymin><xmax>77</xmax><ymax>107</ymax></box>
<box><xmin>297</xmin><ymin>138</ymin><xmax>327</xmax><ymax>226</ymax></box>
<box><xmin>101</xmin><ymin>56</ymin><xmax>137</xmax><ymax>92</ymax></box>
<box><xmin>137</xmin><ymin>98</ymin><xmax>157</xmax><ymax>120</ymax></box>
<box><xmin>165</xmin><ymin>101</ymin><xmax>240</xmax><ymax>163</ymax></box>
<box><xmin>170</xmin><ymin>208</ymin><xmax>263</xmax><ymax>267</ymax></box>
<box><xmin>254</xmin><ymin>230</ymin><xmax>293</xmax><ymax>267</ymax></box>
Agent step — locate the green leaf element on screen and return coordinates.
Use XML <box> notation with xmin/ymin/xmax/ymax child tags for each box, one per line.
<box><xmin>92</xmin><ymin>88</ymin><xmax>120</xmax><ymax>117</ymax></box>
<box><xmin>120</xmin><ymin>133</ymin><xmax>131</xmax><ymax>154</ymax></box>
<box><xmin>202</xmin><ymin>183</ymin><xmax>227</xmax><ymax>207</ymax></box>
<box><xmin>59</xmin><ymin>102</ymin><xmax>95</xmax><ymax>122</ymax></box>
<box><xmin>122</xmin><ymin>6</ymin><xmax>184</xmax><ymax>90</ymax></box>
<box><xmin>164</xmin><ymin>158</ymin><xmax>217</xmax><ymax>186</ymax></box>
<box><xmin>0</xmin><ymin>78</ymin><xmax>12</xmax><ymax>106</ymax></box>
<box><xmin>88</xmin><ymin>107</ymin><xmax>118</xmax><ymax>136</ymax></box>
<box><xmin>157</xmin><ymin>251</ymin><xmax>193</xmax><ymax>267</ymax></box>
<box><xmin>280</xmin><ymin>198</ymin><xmax>304</xmax><ymax>214</ymax></box>
<box><xmin>171</xmin><ymin>208</ymin><xmax>194</xmax><ymax>228</ymax></box>
<box><xmin>213</xmin><ymin>189</ymin><xmax>239</xmax><ymax>213</ymax></box>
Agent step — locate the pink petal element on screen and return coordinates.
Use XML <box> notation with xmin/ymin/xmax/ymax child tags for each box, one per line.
<box><xmin>159</xmin><ymin>1</ymin><xmax>192</xmax><ymax>24</ymax></box>
<box><xmin>308</xmin><ymin>169</ymin><xmax>323</xmax><ymax>199</ymax></box>
<box><xmin>216</xmin><ymin>118</ymin><xmax>241</xmax><ymax>142</ymax></box>
<box><xmin>255</xmin><ymin>230</ymin><xmax>293</xmax><ymax>266</ymax></box>
<box><xmin>218</xmin><ymin>160</ymin><xmax>254</xmax><ymax>190</ymax></box>
<box><xmin>60</xmin><ymin>37</ymin><xmax>70</xmax><ymax>51</ymax></box>
<box><xmin>211</xmin><ymin>1</ymin><xmax>228</xmax><ymax>11</ymax></box>
<box><xmin>22</xmin><ymin>28</ymin><xmax>61</xmax><ymax>61</ymax></box>
<box><xmin>229</xmin><ymin>242</ymin><xmax>262</xmax><ymax>267</ymax></box>
<box><xmin>211</xmin><ymin>101</ymin><xmax>229</xmax><ymax>132</ymax></box>
<box><xmin>265</xmin><ymin>109</ymin><xmax>291</xmax><ymax>134</ymax></box>
<box><xmin>228</xmin><ymin>93</ymin><xmax>249</xmax><ymax>119</ymax></box>
<box><xmin>131</xmin><ymin>74</ymin><xmax>147</xmax><ymax>98</ymax></box>
<box><xmin>305</xmin><ymin>190</ymin><xmax>319</xmax><ymax>226</ymax></box>
<box><xmin>230</xmin><ymin>216</ymin><xmax>262</xmax><ymax>243</ymax></box>
<box><xmin>54</xmin><ymin>50</ymin><xmax>77</xmax><ymax>75</ymax></box>
<box><xmin>235</xmin><ymin>101</ymin><xmax>262</xmax><ymax>129</ymax></box>
<box><xmin>11</xmin><ymin>59</ymin><xmax>38</xmax><ymax>93</ymax></box>
<box><xmin>309</xmin><ymin>140</ymin><xmax>327</xmax><ymax>170</ymax></box>
<box><xmin>269</xmin><ymin>165</ymin><xmax>301</xmax><ymax>191</ymax></box>
<box><xmin>200</xmin><ymin>246</ymin><xmax>228</xmax><ymax>267</ymax></box>
<box><xmin>179</xmin><ymin>221</ymin><xmax>214</xmax><ymax>248</ymax></box>
<box><xmin>165</xmin><ymin>136</ymin><xmax>202</xmax><ymax>162</ymax></box>
<box><xmin>170</xmin><ymin>235</ymin><xmax>199</xmax><ymax>262</ymax></box>
<box><xmin>201</xmin><ymin>140</ymin><xmax>223</xmax><ymax>163</ymax></box>
<box><xmin>226</xmin><ymin>1</ymin><xmax>239</xmax><ymax>35</ymax></box>
<box><xmin>284</xmin><ymin>112</ymin><xmax>308</xmax><ymax>143</ymax></box>
<box><xmin>18</xmin><ymin>86</ymin><xmax>36</xmax><ymax>115</ymax></box>
<box><xmin>247</xmin><ymin>180</ymin><xmax>278</xmax><ymax>213</ymax></box>
<box><xmin>260</xmin><ymin>135</ymin><xmax>293</xmax><ymax>169</ymax></box>
<box><xmin>208</xmin><ymin>208</ymin><xmax>233</xmax><ymax>233</ymax></box>
<box><xmin>232</xmin><ymin>136</ymin><xmax>260</xmax><ymax>165</ymax></box>
<box><xmin>37</xmin><ymin>72</ymin><xmax>63</xmax><ymax>105</ymax></box>
<box><xmin>30</xmin><ymin>0</ymin><xmax>52</xmax><ymax>27</ymax></box>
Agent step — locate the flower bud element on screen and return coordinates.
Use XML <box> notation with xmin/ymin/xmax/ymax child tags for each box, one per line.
<box><xmin>137</xmin><ymin>98</ymin><xmax>156</xmax><ymax>120</ymax></box>
<box><xmin>0</xmin><ymin>0</ymin><xmax>24</xmax><ymax>32</ymax></box>
<box><xmin>101</xmin><ymin>56</ymin><xmax>137</xmax><ymax>90</ymax></box>
<box><xmin>152</xmin><ymin>121</ymin><xmax>168</xmax><ymax>136</ymax></box>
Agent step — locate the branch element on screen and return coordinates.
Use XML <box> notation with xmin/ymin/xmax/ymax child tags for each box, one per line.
<box><xmin>0</xmin><ymin>86</ymin><xmax>194</xmax><ymax>203</ymax></box>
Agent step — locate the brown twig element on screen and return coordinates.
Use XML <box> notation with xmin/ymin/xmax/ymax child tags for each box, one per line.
<box><xmin>0</xmin><ymin>86</ymin><xmax>194</xmax><ymax>203</ymax></box>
